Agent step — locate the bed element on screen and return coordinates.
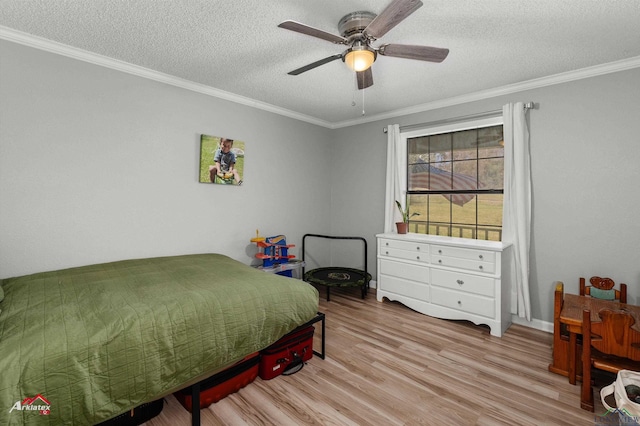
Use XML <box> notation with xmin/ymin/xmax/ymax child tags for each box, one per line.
<box><xmin>0</xmin><ymin>253</ymin><xmax>319</xmax><ymax>425</ymax></box>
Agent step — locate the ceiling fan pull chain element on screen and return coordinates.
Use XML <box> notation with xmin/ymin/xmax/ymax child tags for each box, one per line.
<box><xmin>352</xmin><ymin>85</ymin><xmax>356</xmax><ymax>107</ymax></box>
<box><xmin>362</xmin><ymin>77</ymin><xmax>366</xmax><ymax>116</ymax></box>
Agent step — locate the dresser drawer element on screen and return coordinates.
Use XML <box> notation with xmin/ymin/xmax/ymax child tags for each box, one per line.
<box><xmin>430</xmin><ymin>255</ymin><xmax>495</xmax><ymax>273</ymax></box>
<box><xmin>431</xmin><ymin>268</ymin><xmax>494</xmax><ymax>297</ymax></box>
<box><xmin>379</xmin><ymin>238</ymin><xmax>430</xmax><ymax>255</ymax></box>
<box><xmin>431</xmin><ymin>287</ymin><xmax>495</xmax><ymax>318</ymax></box>
<box><xmin>379</xmin><ymin>259</ymin><xmax>428</xmax><ymax>283</ymax></box>
<box><xmin>379</xmin><ymin>275</ymin><xmax>429</xmax><ymax>301</ymax></box>
<box><xmin>431</xmin><ymin>245</ymin><xmax>495</xmax><ymax>262</ymax></box>
<box><xmin>380</xmin><ymin>247</ymin><xmax>429</xmax><ymax>263</ymax></box>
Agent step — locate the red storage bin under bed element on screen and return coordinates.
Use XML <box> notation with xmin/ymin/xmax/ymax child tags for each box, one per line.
<box><xmin>174</xmin><ymin>352</ymin><xmax>260</xmax><ymax>412</ymax></box>
<box><xmin>259</xmin><ymin>325</ymin><xmax>315</xmax><ymax>380</ymax></box>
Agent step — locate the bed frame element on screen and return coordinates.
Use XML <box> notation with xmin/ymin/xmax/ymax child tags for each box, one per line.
<box><xmin>185</xmin><ymin>311</ymin><xmax>326</xmax><ymax>426</ymax></box>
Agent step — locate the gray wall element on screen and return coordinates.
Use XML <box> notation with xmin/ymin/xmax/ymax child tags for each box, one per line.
<box><xmin>331</xmin><ymin>67</ymin><xmax>640</xmax><ymax>325</ymax></box>
<box><xmin>2</xmin><ymin>39</ymin><xmax>639</xmax><ymax>327</ymax></box>
<box><xmin>0</xmin><ymin>40</ymin><xmax>333</xmax><ymax>277</ymax></box>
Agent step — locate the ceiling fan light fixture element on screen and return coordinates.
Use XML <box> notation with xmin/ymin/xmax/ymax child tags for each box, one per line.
<box><xmin>345</xmin><ymin>47</ymin><xmax>376</xmax><ymax>72</ymax></box>
<box><xmin>279</xmin><ymin>0</ymin><xmax>449</xmax><ymax>89</ymax></box>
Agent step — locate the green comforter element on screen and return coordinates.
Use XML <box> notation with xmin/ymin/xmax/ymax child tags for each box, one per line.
<box><xmin>0</xmin><ymin>254</ymin><xmax>319</xmax><ymax>425</ymax></box>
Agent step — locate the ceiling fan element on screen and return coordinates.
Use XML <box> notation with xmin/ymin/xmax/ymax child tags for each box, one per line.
<box><xmin>278</xmin><ymin>0</ymin><xmax>449</xmax><ymax>90</ymax></box>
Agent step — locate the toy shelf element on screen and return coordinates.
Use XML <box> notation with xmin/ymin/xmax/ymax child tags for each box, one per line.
<box><xmin>256</xmin><ymin>241</ymin><xmax>295</xmax><ymax>249</ymax></box>
<box><xmin>255</xmin><ymin>253</ymin><xmax>295</xmax><ymax>261</ymax></box>
<box><xmin>256</xmin><ymin>259</ymin><xmax>305</xmax><ymax>277</ymax></box>
<box><xmin>252</xmin><ymin>234</ymin><xmax>297</xmax><ymax>277</ymax></box>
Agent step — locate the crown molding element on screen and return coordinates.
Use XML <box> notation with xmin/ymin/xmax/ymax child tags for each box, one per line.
<box><xmin>331</xmin><ymin>55</ymin><xmax>640</xmax><ymax>128</ymax></box>
<box><xmin>3</xmin><ymin>25</ymin><xmax>639</xmax><ymax>130</ymax></box>
<box><xmin>0</xmin><ymin>26</ymin><xmax>333</xmax><ymax>129</ymax></box>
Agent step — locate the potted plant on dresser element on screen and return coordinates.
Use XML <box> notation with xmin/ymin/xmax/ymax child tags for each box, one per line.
<box><xmin>395</xmin><ymin>200</ymin><xmax>419</xmax><ymax>234</ymax></box>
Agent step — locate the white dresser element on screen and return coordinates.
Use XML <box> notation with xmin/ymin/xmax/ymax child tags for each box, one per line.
<box><xmin>376</xmin><ymin>233</ymin><xmax>513</xmax><ymax>337</ymax></box>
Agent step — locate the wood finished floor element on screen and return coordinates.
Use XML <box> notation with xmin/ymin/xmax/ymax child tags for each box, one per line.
<box><xmin>144</xmin><ymin>288</ymin><xmax>607</xmax><ymax>426</ymax></box>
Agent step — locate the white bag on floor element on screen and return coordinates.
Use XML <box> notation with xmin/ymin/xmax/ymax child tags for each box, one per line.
<box><xmin>601</xmin><ymin>370</ymin><xmax>640</xmax><ymax>422</ymax></box>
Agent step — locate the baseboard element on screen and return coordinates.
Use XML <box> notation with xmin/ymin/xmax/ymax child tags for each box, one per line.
<box><xmin>511</xmin><ymin>314</ymin><xmax>553</xmax><ymax>334</ymax></box>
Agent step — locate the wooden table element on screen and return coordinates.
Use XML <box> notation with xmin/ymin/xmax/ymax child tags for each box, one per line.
<box><xmin>548</xmin><ymin>283</ymin><xmax>640</xmax><ymax>385</ymax></box>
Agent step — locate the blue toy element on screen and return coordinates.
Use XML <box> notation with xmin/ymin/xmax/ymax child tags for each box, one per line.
<box><xmin>255</xmin><ymin>235</ymin><xmax>296</xmax><ymax>277</ymax></box>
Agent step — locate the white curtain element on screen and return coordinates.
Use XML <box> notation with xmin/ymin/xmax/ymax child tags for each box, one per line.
<box><xmin>383</xmin><ymin>124</ymin><xmax>406</xmax><ymax>233</ymax></box>
<box><xmin>502</xmin><ymin>102</ymin><xmax>532</xmax><ymax>320</ymax></box>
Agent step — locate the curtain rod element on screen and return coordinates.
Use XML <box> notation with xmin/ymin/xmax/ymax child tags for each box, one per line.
<box><xmin>383</xmin><ymin>102</ymin><xmax>535</xmax><ymax>133</ymax></box>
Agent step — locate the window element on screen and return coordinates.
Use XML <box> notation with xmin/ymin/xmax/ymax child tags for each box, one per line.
<box><xmin>404</xmin><ymin>117</ymin><xmax>504</xmax><ymax>241</ymax></box>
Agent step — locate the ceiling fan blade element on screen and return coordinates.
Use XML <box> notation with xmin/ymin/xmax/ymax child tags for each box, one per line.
<box><xmin>288</xmin><ymin>53</ymin><xmax>343</xmax><ymax>75</ymax></box>
<box><xmin>379</xmin><ymin>43</ymin><xmax>449</xmax><ymax>62</ymax></box>
<box><xmin>278</xmin><ymin>20</ymin><xmax>347</xmax><ymax>44</ymax></box>
<box><xmin>357</xmin><ymin>68</ymin><xmax>373</xmax><ymax>90</ymax></box>
<box><xmin>364</xmin><ymin>0</ymin><xmax>423</xmax><ymax>39</ymax></box>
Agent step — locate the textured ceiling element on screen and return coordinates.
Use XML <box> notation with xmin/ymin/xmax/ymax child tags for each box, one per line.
<box><xmin>1</xmin><ymin>0</ymin><xmax>640</xmax><ymax>127</ymax></box>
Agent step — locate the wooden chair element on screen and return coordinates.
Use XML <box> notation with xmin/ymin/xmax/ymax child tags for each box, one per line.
<box><xmin>580</xmin><ymin>276</ymin><xmax>627</xmax><ymax>304</ymax></box>
<box><xmin>580</xmin><ymin>308</ymin><xmax>640</xmax><ymax>411</ymax></box>
<box><xmin>563</xmin><ymin>278</ymin><xmax>628</xmax><ymax>385</ymax></box>
<box><xmin>550</xmin><ymin>282</ymin><xmax>585</xmax><ymax>385</ymax></box>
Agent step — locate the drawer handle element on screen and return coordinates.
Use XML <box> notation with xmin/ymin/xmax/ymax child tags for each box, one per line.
<box><xmin>438</xmin><ymin>259</ymin><xmax>442</xmax><ymax>264</ymax></box>
<box><xmin>385</xmin><ymin>242</ymin><xmax>389</xmax><ymax>246</ymax></box>
<box><xmin>385</xmin><ymin>251</ymin><xmax>389</xmax><ymax>255</ymax></box>
<box><xmin>416</xmin><ymin>256</ymin><xmax>420</xmax><ymax>260</ymax></box>
<box><xmin>457</xmin><ymin>300</ymin><xmax>462</xmax><ymax>305</ymax></box>
<box><xmin>479</xmin><ymin>254</ymin><xmax>483</xmax><ymax>259</ymax></box>
<box><xmin>438</xmin><ymin>249</ymin><xmax>442</xmax><ymax>254</ymax></box>
<box><xmin>479</xmin><ymin>265</ymin><xmax>483</xmax><ymax>270</ymax></box>
<box><xmin>456</xmin><ymin>279</ymin><xmax>464</xmax><ymax>285</ymax></box>
<box><xmin>416</xmin><ymin>246</ymin><xmax>420</xmax><ymax>250</ymax></box>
